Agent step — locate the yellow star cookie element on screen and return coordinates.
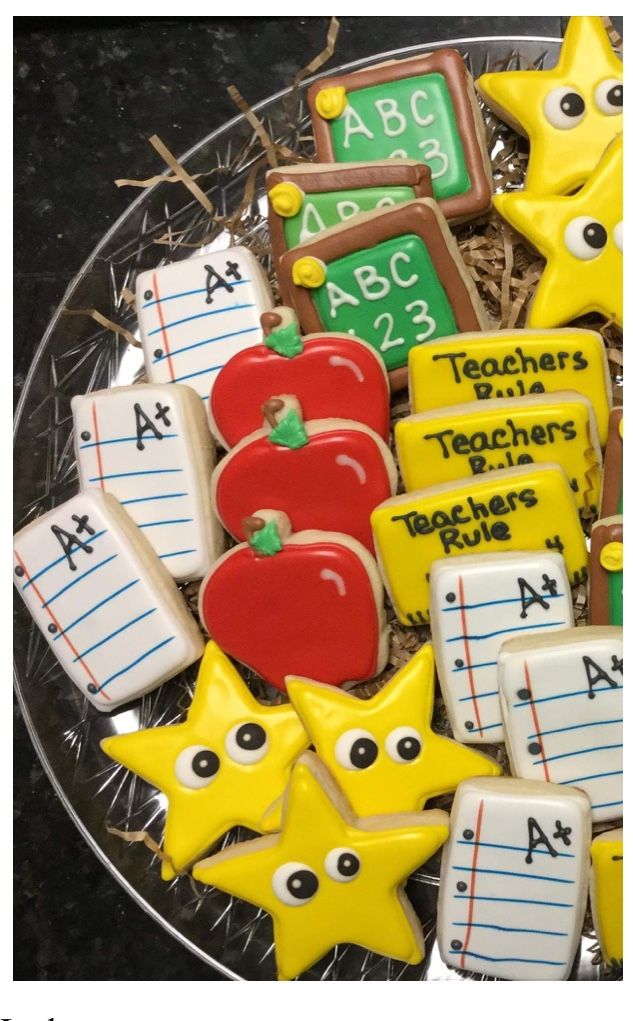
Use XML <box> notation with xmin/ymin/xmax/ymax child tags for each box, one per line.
<box><xmin>101</xmin><ymin>642</ymin><xmax>309</xmax><ymax>880</ymax></box>
<box><xmin>286</xmin><ymin>643</ymin><xmax>502</xmax><ymax>818</ymax></box>
<box><xmin>494</xmin><ymin>135</ymin><xmax>622</xmax><ymax>329</ymax></box>
<box><xmin>477</xmin><ymin>16</ymin><xmax>622</xmax><ymax>195</ymax></box>
<box><xmin>193</xmin><ymin>752</ymin><xmax>449</xmax><ymax>980</ymax></box>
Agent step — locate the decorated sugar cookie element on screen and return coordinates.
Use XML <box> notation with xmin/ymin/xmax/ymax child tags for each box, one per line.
<box><xmin>101</xmin><ymin>642</ymin><xmax>309</xmax><ymax>879</ymax></box>
<box><xmin>371</xmin><ymin>463</ymin><xmax>588</xmax><ymax>625</ymax></box>
<box><xmin>589</xmin><ymin>517</ymin><xmax>623</xmax><ymax>626</ymax></box>
<box><xmin>286</xmin><ymin>643</ymin><xmax>502</xmax><ymax>819</ymax></box>
<box><xmin>430</xmin><ymin>552</ymin><xmax>574</xmax><ymax>744</ymax></box>
<box><xmin>193</xmin><ymin>752</ymin><xmax>449</xmax><ymax>980</ymax></box>
<box><xmin>13</xmin><ymin>490</ymin><xmax>203</xmax><ymax>711</ymax></box>
<box><xmin>212</xmin><ymin>398</ymin><xmax>397</xmax><ymax>553</ymax></box>
<box><xmin>494</xmin><ymin>135</ymin><xmax>623</xmax><ymax>329</ymax></box>
<box><xmin>498</xmin><ymin>626</ymin><xmax>623</xmax><ymax>823</ymax></box>
<box><xmin>278</xmin><ymin>200</ymin><xmax>487</xmax><ymax>389</ymax></box>
<box><xmin>72</xmin><ymin>384</ymin><xmax>223</xmax><ymax>582</ymax></box>
<box><xmin>477</xmin><ymin>16</ymin><xmax>622</xmax><ymax>196</ymax></box>
<box><xmin>199</xmin><ymin>511</ymin><xmax>388</xmax><ymax>692</ymax></box>
<box><xmin>600</xmin><ymin>408</ymin><xmax>622</xmax><ymax>517</ymax></box>
<box><xmin>590</xmin><ymin>828</ymin><xmax>623</xmax><ymax>969</ymax></box>
<box><xmin>136</xmin><ymin>247</ymin><xmax>273</xmax><ymax>401</ymax></box>
<box><xmin>396</xmin><ymin>392</ymin><xmax>602</xmax><ymax>514</ymax></box>
<box><xmin>209</xmin><ymin>308</ymin><xmax>391</xmax><ymax>447</ymax></box>
<box><xmin>308</xmin><ymin>50</ymin><xmax>492</xmax><ymax>221</ymax></box>
<box><xmin>437</xmin><ymin>777</ymin><xmax>592</xmax><ymax>981</ymax></box>
<box><xmin>408</xmin><ymin>328</ymin><xmax>613</xmax><ymax>445</ymax></box>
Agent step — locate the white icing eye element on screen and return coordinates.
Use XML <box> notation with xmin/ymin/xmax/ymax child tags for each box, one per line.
<box><xmin>543</xmin><ymin>86</ymin><xmax>586</xmax><ymax>129</ymax></box>
<box><xmin>225</xmin><ymin>722</ymin><xmax>268</xmax><ymax>764</ymax></box>
<box><xmin>174</xmin><ymin>745</ymin><xmax>220</xmax><ymax>789</ymax></box>
<box><xmin>564</xmin><ymin>216</ymin><xmax>608</xmax><ymax>260</ymax></box>
<box><xmin>324</xmin><ymin>847</ymin><xmax>361</xmax><ymax>883</ymax></box>
<box><xmin>385</xmin><ymin>726</ymin><xmax>423</xmax><ymax>763</ymax></box>
<box><xmin>614</xmin><ymin>221</ymin><xmax>623</xmax><ymax>252</ymax></box>
<box><xmin>594</xmin><ymin>78</ymin><xmax>623</xmax><ymax>115</ymax></box>
<box><xmin>272</xmin><ymin>862</ymin><xmax>319</xmax><ymax>906</ymax></box>
<box><xmin>334</xmin><ymin>729</ymin><xmax>378</xmax><ymax>770</ymax></box>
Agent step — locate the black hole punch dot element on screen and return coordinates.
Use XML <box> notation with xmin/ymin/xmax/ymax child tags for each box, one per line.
<box><xmin>607</xmin><ymin>84</ymin><xmax>623</xmax><ymax>107</ymax></box>
<box><xmin>14</xmin><ymin>566</ymin><xmax>24</xmax><ymax>577</ymax></box>
<box><xmin>192</xmin><ymin>749</ymin><xmax>220</xmax><ymax>779</ymax></box>
<box><xmin>561</xmin><ymin>92</ymin><xmax>585</xmax><ymax>117</ymax></box>
<box><xmin>154</xmin><ymin>349</ymin><xmax>163</xmax><ymax>359</ymax></box>
<box><xmin>463</xmin><ymin>829</ymin><xmax>474</xmax><ymax>840</ymax></box>
<box><xmin>465</xmin><ymin>721</ymin><xmax>474</xmax><ymax>731</ymax></box>
<box><xmin>582</xmin><ymin>221</ymin><xmax>607</xmax><ymax>250</ymax></box>
<box><xmin>446</xmin><ymin>592</ymin><xmax>456</xmax><ymax>603</ymax></box>
<box><xmin>80</xmin><ymin>431</ymin><xmax>91</xmax><ymax>441</ymax></box>
<box><xmin>287</xmin><ymin>869</ymin><xmax>318</xmax><ymax>900</ymax></box>
<box><xmin>47</xmin><ymin>623</ymin><xmax>58</xmax><ymax>634</ymax></box>
<box><xmin>87</xmin><ymin>683</ymin><xmax>98</xmax><ymax>695</ymax></box>
<box><xmin>517</xmin><ymin>688</ymin><xmax>531</xmax><ymax>701</ymax></box>
<box><xmin>144</xmin><ymin>290</ymin><xmax>153</xmax><ymax>301</ymax></box>
<box><xmin>456</xmin><ymin>881</ymin><xmax>468</xmax><ymax>892</ymax></box>
<box><xmin>454</xmin><ymin>658</ymin><xmax>464</xmax><ymax>668</ymax></box>
<box><xmin>451</xmin><ymin>939</ymin><xmax>463</xmax><ymax>950</ymax></box>
<box><xmin>528</xmin><ymin>742</ymin><xmax>542</xmax><ymax>755</ymax></box>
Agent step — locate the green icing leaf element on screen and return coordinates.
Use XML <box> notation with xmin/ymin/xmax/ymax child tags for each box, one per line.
<box><xmin>249</xmin><ymin>519</ymin><xmax>283</xmax><ymax>557</ymax></box>
<box><xmin>268</xmin><ymin>409</ymin><xmax>309</xmax><ymax>449</ymax></box>
<box><xmin>264</xmin><ymin>322</ymin><xmax>304</xmax><ymax>358</ymax></box>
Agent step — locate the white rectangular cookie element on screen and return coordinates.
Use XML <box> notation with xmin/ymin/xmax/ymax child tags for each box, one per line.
<box><xmin>13</xmin><ymin>490</ymin><xmax>204</xmax><ymax>711</ymax></box>
<box><xmin>498</xmin><ymin>627</ymin><xmax>623</xmax><ymax>823</ymax></box>
<box><xmin>429</xmin><ymin>552</ymin><xmax>574</xmax><ymax>744</ymax></box>
<box><xmin>72</xmin><ymin>384</ymin><xmax>223</xmax><ymax>581</ymax></box>
<box><xmin>437</xmin><ymin>776</ymin><xmax>591</xmax><ymax>981</ymax></box>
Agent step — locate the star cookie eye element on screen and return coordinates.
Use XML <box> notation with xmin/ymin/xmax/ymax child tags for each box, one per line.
<box><xmin>614</xmin><ymin>221</ymin><xmax>623</xmax><ymax>252</ymax></box>
<box><xmin>272</xmin><ymin>862</ymin><xmax>319</xmax><ymax>906</ymax></box>
<box><xmin>385</xmin><ymin>726</ymin><xmax>422</xmax><ymax>763</ymax></box>
<box><xmin>594</xmin><ymin>78</ymin><xmax>623</xmax><ymax>115</ymax></box>
<box><xmin>564</xmin><ymin>216</ymin><xmax>608</xmax><ymax>260</ymax></box>
<box><xmin>324</xmin><ymin>847</ymin><xmax>361</xmax><ymax>883</ymax></box>
<box><xmin>225</xmin><ymin>722</ymin><xmax>268</xmax><ymax>764</ymax></box>
<box><xmin>174</xmin><ymin>745</ymin><xmax>220</xmax><ymax>788</ymax></box>
<box><xmin>334</xmin><ymin>728</ymin><xmax>378</xmax><ymax>770</ymax></box>
<box><xmin>543</xmin><ymin>86</ymin><xmax>586</xmax><ymax>129</ymax></box>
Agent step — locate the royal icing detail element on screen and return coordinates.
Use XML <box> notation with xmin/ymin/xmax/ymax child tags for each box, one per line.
<box><xmin>494</xmin><ymin>135</ymin><xmax>622</xmax><ymax>329</ymax></box>
<box><xmin>286</xmin><ymin>643</ymin><xmax>502</xmax><ymax>818</ymax></box>
<box><xmin>371</xmin><ymin>463</ymin><xmax>588</xmax><ymax>625</ymax></box>
<box><xmin>498</xmin><ymin>626</ymin><xmax>623</xmax><ymax>823</ymax></box>
<box><xmin>72</xmin><ymin>384</ymin><xmax>222</xmax><ymax>581</ymax></box>
<box><xmin>13</xmin><ymin>490</ymin><xmax>203</xmax><ymax>711</ymax></box>
<box><xmin>600</xmin><ymin>408</ymin><xmax>623</xmax><ymax>517</ymax></box>
<box><xmin>101</xmin><ymin>642</ymin><xmax>309</xmax><ymax>879</ymax></box>
<box><xmin>279</xmin><ymin>201</ymin><xmax>487</xmax><ymax>388</ymax></box>
<box><xmin>430</xmin><ymin>552</ymin><xmax>574</xmax><ymax>745</ymax></box>
<box><xmin>136</xmin><ymin>247</ymin><xmax>273</xmax><ymax>401</ymax></box>
<box><xmin>212</xmin><ymin>400</ymin><xmax>397</xmax><ymax>553</ymax></box>
<box><xmin>396</xmin><ymin>393</ymin><xmax>602</xmax><ymax>514</ymax></box>
<box><xmin>477</xmin><ymin>16</ymin><xmax>622</xmax><ymax>195</ymax></box>
<box><xmin>589</xmin><ymin>517</ymin><xmax>623</xmax><ymax>627</ymax></box>
<box><xmin>309</xmin><ymin>50</ymin><xmax>492</xmax><ymax>221</ymax></box>
<box><xmin>590</xmin><ymin>828</ymin><xmax>623</xmax><ymax>968</ymax></box>
<box><xmin>193</xmin><ymin>752</ymin><xmax>450</xmax><ymax>980</ymax></box>
<box><xmin>198</xmin><ymin>510</ymin><xmax>388</xmax><ymax>692</ymax></box>
<box><xmin>437</xmin><ymin>777</ymin><xmax>591</xmax><ymax>981</ymax></box>
<box><xmin>408</xmin><ymin>328</ymin><xmax>612</xmax><ymax>446</ymax></box>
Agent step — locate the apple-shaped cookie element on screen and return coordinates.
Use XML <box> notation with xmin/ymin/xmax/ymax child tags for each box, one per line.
<box><xmin>208</xmin><ymin>307</ymin><xmax>390</xmax><ymax>447</ymax></box>
<box><xmin>212</xmin><ymin>398</ymin><xmax>397</xmax><ymax>553</ymax></box>
<box><xmin>198</xmin><ymin>511</ymin><xmax>388</xmax><ymax>692</ymax></box>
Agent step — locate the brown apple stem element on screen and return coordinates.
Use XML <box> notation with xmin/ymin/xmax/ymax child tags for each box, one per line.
<box><xmin>260</xmin><ymin>311</ymin><xmax>283</xmax><ymax>337</ymax></box>
<box><xmin>242</xmin><ymin>515</ymin><xmax>266</xmax><ymax>541</ymax></box>
<box><xmin>261</xmin><ymin>397</ymin><xmax>285</xmax><ymax>428</ymax></box>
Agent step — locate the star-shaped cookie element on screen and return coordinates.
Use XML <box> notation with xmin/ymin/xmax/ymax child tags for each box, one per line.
<box><xmin>101</xmin><ymin>641</ymin><xmax>309</xmax><ymax>879</ymax></box>
<box><xmin>286</xmin><ymin>643</ymin><xmax>502</xmax><ymax>818</ymax></box>
<box><xmin>193</xmin><ymin>751</ymin><xmax>449</xmax><ymax>980</ymax></box>
<box><xmin>494</xmin><ymin>135</ymin><xmax>622</xmax><ymax>329</ymax></box>
<box><xmin>477</xmin><ymin>16</ymin><xmax>622</xmax><ymax>195</ymax></box>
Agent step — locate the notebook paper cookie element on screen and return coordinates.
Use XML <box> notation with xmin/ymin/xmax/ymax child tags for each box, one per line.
<box><xmin>73</xmin><ymin>384</ymin><xmax>223</xmax><ymax>581</ymax></box>
<box><xmin>430</xmin><ymin>552</ymin><xmax>574</xmax><ymax>744</ymax></box>
<box><xmin>437</xmin><ymin>777</ymin><xmax>591</xmax><ymax>981</ymax></box>
<box><xmin>590</xmin><ymin>828</ymin><xmax>623</xmax><ymax>969</ymax></box>
<box><xmin>136</xmin><ymin>247</ymin><xmax>273</xmax><ymax>401</ymax></box>
<box><xmin>371</xmin><ymin>463</ymin><xmax>588</xmax><ymax>625</ymax></box>
<box><xmin>13</xmin><ymin>490</ymin><xmax>203</xmax><ymax>711</ymax></box>
<box><xmin>498</xmin><ymin>627</ymin><xmax>623</xmax><ymax>823</ymax></box>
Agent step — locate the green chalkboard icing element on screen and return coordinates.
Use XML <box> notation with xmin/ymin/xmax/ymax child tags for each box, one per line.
<box><xmin>311</xmin><ymin>234</ymin><xmax>458</xmax><ymax>372</ymax></box>
<box><xmin>608</xmin><ymin>566</ymin><xmax>623</xmax><ymax>626</ymax></box>
<box><xmin>328</xmin><ymin>74</ymin><xmax>470</xmax><ymax>202</ymax></box>
<box><xmin>283</xmin><ymin>186</ymin><xmax>415</xmax><ymax>250</ymax></box>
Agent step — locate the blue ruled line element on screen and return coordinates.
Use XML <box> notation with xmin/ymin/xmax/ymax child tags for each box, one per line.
<box><xmin>447</xmin><ymin>621</ymin><xmax>565</xmax><ymax>643</ymax></box>
<box><xmin>151</xmin><ymin>325</ymin><xmax>259</xmax><ymax>364</ymax></box>
<box><xmin>20</xmin><ymin>529</ymin><xmax>108</xmax><ymax>590</ymax></box>
<box><xmin>449</xmin><ymin>950</ymin><xmax>564</xmax><ymax>966</ymax></box>
<box><xmin>147</xmin><ymin>302</ymin><xmax>255</xmax><ymax>336</ymax></box>
<box><xmin>533</xmin><ymin>743</ymin><xmax>623</xmax><ymax>766</ymax></box>
<box><xmin>527</xmin><ymin>718</ymin><xmax>623</xmax><ymax>740</ymax></box>
<box><xmin>96</xmin><ymin>636</ymin><xmax>176</xmax><ymax>692</ymax></box>
<box><xmin>120</xmin><ymin>492</ymin><xmax>188</xmax><ymax>506</ymax></box>
<box><xmin>514</xmin><ymin>685</ymin><xmax>622</xmax><ymax>709</ymax></box>
<box><xmin>454</xmin><ymin>895</ymin><xmax>573</xmax><ymax>908</ymax></box>
<box><xmin>452</xmin><ymin>865</ymin><xmax>572</xmax><ymax>885</ymax></box>
<box><xmin>54</xmin><ymin>579</ymin><xmax>140</xmax><ymax>639</ymax></box>
<box><xmin>42</xmin><ymin>554</ymin><xmax>117</xmax><ymax>608</ymax></box>
<box><xmin>451</xmin><ymin>922</ymin><xmax>568</xmax><ymax>937</ymax></box>
<box><xmin>142</xmin><ymin>278</ymin><xmax>251</xmax><ymax>309</ymax></box>
<box><xmin>88</xmin><ymin>469</ymin><xmax>183</xmax><ymax>483</ymax></box>
<box><xmin>442</xmin><ymin>593</ymin><xmax>564</xmax><ymax>612</ymax></box>
<box><xmin>72</xmin><ymin>608</ymin><xmax>156</xmax><ymax>661</ymax></box>
<box><xmin>79</xmin><ymin>434</ymin><xmax>177</xmax><ymax>449</ymax></box>
<box><xmin>456</xmin><ymin>839</ymin><xmax>574</xmax><ymax>858</ymax></box>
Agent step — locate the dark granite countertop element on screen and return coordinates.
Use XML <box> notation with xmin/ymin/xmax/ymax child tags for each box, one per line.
<box><xmin>14</xmin><ymin>15</ymin><xmax>621</xmax><ymax>981</ymax></box>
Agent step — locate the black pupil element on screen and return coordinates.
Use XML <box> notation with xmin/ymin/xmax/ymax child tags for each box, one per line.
<box><xmin>583</xmin><ymin>222</ymin><xmax>607</xmax><ymax>249</ymax></box>
<box><xmin>236</xmin><ymin>723</ymin><xmax>266</xmax><ymax>750</ymax></box>
<box><xmin>561</xmin><ymin>92</ymin><xmax>585</xmax><ymax>117</ymax></box>
<box><xmin>350</xmin><ymin>737</ymin><xmax>378</xmax><ymax>769</ymax></box>
<box><xmin>397</xmin><ymin>736</ymin><xmax>421</xmax><ymax>761</ymax></box>
<box><xmin>192</xmin><ymin>749</ymin><xmax>220</xmax><ymax>778</ymax></box>
<box><xmin>338</xmin><ymin>853</ymin><xmax>360</xmax><ymax>877</ymax></box>
<box><xmin>287</xmin><ymin>869</ymin><xmax>318</xmax><ymax>899</ymax></box>
<box><xmin>607</xmin><ymin>84</ymin><xmax>622</xmax><ymax>107</ymax></box>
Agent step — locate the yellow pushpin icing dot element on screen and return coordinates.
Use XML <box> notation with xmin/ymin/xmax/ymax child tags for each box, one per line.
<box><xmin>292</xmin><ymin>255</ymin><xmax>327</xmax><ymax>289</ymax></box>
<box><xmin>600</xmin><ymin>541</ymin><xmax>623</xmax><ymax>573</ymax></box>
<box><xmin>269</xmin><ymin>181</ymin><xmax>304</xmax><ymax>218</ymax></box>
<box><xmin>315</xmin><ymin>85</ymin><xmax>347</xmax><ymax>120</ymax></box>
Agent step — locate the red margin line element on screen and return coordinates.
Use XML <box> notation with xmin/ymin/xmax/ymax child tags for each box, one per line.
<box><xmin>458</xmin><ymin>575</ymin><xmax>483</xmax><ymax>735</ymax></box>
<box><xmin>523</xmin><ymin>660</ymin><xmax>550</xmax><ymax>782</ymax></box>
<box><xmin>152</xmin><ymin>271</ymin><xmax>176</xmax><ymax>382</ymax></box>
<box><xmin>91</xmin><ymin>401</ymin><xmax>106</xmax><ymax>490</ymax></box>
<box><xmin>460</xmin><ymin>798</ymin><xmax>485</xmax><ymax>968</ymax></box>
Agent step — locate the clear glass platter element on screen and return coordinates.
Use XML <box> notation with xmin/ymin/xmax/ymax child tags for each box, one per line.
<box><xmin>14</xmin><ymin>34</ymin><xmax>614</xmax><ymax>981</ymax></box>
